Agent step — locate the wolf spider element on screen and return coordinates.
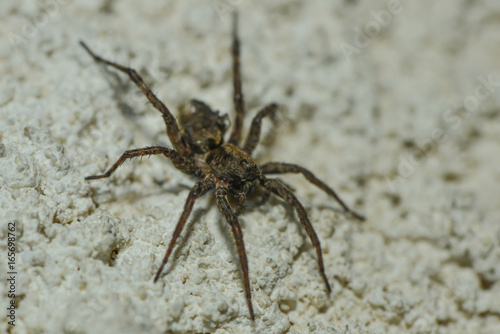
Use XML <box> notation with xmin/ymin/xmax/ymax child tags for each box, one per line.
<box><xmin>80</xmin><ymin>13</ymin><xmax>364</xmax><ymax>321</ymax></box>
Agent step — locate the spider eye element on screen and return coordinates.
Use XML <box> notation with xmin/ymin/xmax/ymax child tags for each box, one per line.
<box><xmin>240</xmin><ymin>159</ymin><xmax>253</xmax><ymax>172</ymax></box>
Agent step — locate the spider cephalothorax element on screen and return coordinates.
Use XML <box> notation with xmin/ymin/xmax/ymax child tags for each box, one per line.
<box><xmin>80</xmin><ymin>12</ymin><xmax>364</xmax><ymax>321</ymax></box>
<box><xmin>206</xmin><ymin>144</ymin><xmax>260</xmax><ymax>194</ymax></box>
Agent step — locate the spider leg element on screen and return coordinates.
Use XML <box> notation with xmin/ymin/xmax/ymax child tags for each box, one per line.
<box><xmin>260</xmin><ymin>176</ymin><xmax>332</xmax><ymax>293</ymax></box>
<box><xmin>216</xmin><ymin>185</ymin><xmax>255</xmax><ymax>321</ymax></box>
<box><xmin>243</xmin><ymin>103</ymin><xmax>278</xmax><ymax>154</ymax></box>
<box><xmin>154</xmin><ymin>179</ymin><xmax>214</xmax><ymax>282</ymax></box>
<box><xmin>235</xmin><ymin>191</ymin><xmax>247</xmax><ymax>216</ymax></box>
<box><xmin>256</xmin><ymin>178</ymin><xmax>296</xmax><ymax>207</ymax></box>
<box><xmin>79</xmin><ymin>41</ymin><xmax>191</xmax><ymax>157</ymax></box>
<box><xmin>260</xmin><ymin>162</ymin><xmax>365</xmax><ymax>221</ymax></box>
<box><xmin>228</xmin><ymin>11</ymin><xmax>245</xmax><ymax>146</ymax></box>
<box><xmin>257</xmin><ymin>189</ymin><xmax>271</xmax><ymax>206</ymax></box>
<box><xmin>85</xmin><ymin>146</ymin><xmax>197</xmax><ymax>180</ymax></box>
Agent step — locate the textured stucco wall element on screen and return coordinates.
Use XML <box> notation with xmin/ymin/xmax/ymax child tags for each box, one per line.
<box><xmin>1</xmin><ymin>0</ymin><xmax>499</xmax><ymax>333</ymax></box>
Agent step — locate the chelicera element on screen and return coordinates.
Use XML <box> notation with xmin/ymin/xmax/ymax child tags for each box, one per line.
<box><xmin>80</xmin><ymin>13</ymin><xmax>365</xmax><ymax>321</ymax></box>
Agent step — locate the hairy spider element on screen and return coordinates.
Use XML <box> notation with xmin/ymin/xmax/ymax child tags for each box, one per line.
<box><xmin>80</xmin><ymin>13</ymin><xmax>365</xmax><ymax>321</ymax></box>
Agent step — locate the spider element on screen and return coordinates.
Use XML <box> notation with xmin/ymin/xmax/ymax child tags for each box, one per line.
<box><xmin>80</xmin><ymin>12</ymin><xmax>365</xmax><ymax>321</ymax></box>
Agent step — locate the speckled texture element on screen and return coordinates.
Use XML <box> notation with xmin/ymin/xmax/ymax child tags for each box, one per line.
<box><xmin>1</xmin><ymin>0</ymin><xmax>499</xmax><ymax>333</ymax></box>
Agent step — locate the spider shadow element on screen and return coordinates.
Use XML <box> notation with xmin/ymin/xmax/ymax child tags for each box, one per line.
<box><xmin>90</xmin><ymin>176</ymin><xmax>193</xmax><ymax>209</ymax></box>
<box><xmin>315</xmin><ymin>203</ymin><xmax>349</xmax><ymax>220</ymax></box>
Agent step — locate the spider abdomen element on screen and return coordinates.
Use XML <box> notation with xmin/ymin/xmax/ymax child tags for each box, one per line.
<box><xmin>179</xmin><ymin>99</ymin><xmax>229</xmax><ymax>154</ymax></box>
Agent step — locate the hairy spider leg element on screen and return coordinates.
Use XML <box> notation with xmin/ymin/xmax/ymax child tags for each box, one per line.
<box><xmin>79</xmin><ymin>41</ymin><xmax>191</xmax><ymax>157</ymax></box>
<box><xmin>260</xmin><ymin>162</ymin><xmax>366</xmax><ymax>221</ymax></box>
<box><xmin>229</xmin><ymin>12</ymin><xmax>245</xmax><ymax>146</ymax></box>
<box><xmin>260</xmin><ymin>177</ymin><xmax>332</xmax><ymax>293</ymax></box>
<box><xmin>234</xmin><ymin>191</ymin><xmax>247</xmax><ymax>216</ymax></box>
<box><xmin>243</xmin><ymin>103</ymin><xmax>278</xmax><ymax>154</ymax></box>
<box><xmin>215</xmin><ymin>185</ymin><xmax>254</xmax><ymax>321</ymax></box>
<box><xmin>85</xmin><ymin>146</ymin><xmax>197</xmax><ymax>180</ymax></box>
<box><xmin>154</xmin><ymin>179</ymin><xmax>214</xmax><ymax>282</ymax></box>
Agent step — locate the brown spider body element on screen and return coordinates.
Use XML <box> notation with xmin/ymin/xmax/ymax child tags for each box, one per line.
<box><xmin>179</xmin><ymin>99</ymin><xmax>228</xmax><ymax>154</ymax></box>
<box><xmin>80</xmin><ymin>13</ymin><xmax>364</xmax><ymax>321</ymax></box>
<box><xmin>206</xmin><ymin>143</ymin><xmax>260</xmax><ymax>194</ymax></box>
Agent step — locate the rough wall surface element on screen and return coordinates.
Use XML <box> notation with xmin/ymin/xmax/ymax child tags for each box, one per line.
<box><xmin>1</xmin><ymin>0</ymin><xmax>499</xmax><ymax>333</ymax></box>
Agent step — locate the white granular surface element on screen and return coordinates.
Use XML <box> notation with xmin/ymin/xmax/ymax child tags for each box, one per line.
<box><xmin>1</xmin><ymin>1</ymin><xmax>499</xmax><ymax>333</ymax></box>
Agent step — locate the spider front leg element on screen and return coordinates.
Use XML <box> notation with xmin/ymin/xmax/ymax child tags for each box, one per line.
<box><xmin>85</xmin><ymin>146</ymin><xmax>197</xmax><ymax>180</ymax></box>
<box><xmin>260</xmin><ymin>176</ymin><xmax>332</xmax><ymax>293</ymax></box>
<box><xmin>154</xmin><ymin>179</ymin><xmax>214</xmax><ymax>282</ymax></box>
<box><xmin>243</xmin><ymin>103</ymin><xmax>278</xmax><ymax>154</ymax></box>
<box><xmin>79</xmin><ymin>41</ymin><xmax>191</xmax><ymax>157</ymax></box>
<box><xmin>216</xmin><ymin>185</ymin><xmax>255</xmax><ymax>321</ymax></box>
<box><xmin>260</xmin><ymin>162</ymin><xmax>365</xmax><ymax>221</ymax></box>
